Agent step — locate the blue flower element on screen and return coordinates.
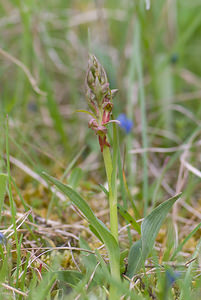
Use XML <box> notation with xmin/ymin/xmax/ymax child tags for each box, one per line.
<box><xmin>166</xmin><ymin>269</ymin><xmax>181</xmax><ymax>287</ymax></box>
<box><xmin>0</xmin><ymin>233</ymin><xmax>6</xmax><ymax>245</ymax></box>
<box><xmin>117</xmin><ymin>114</ymin><xmax>133</xmax><ymax>134</ymax></box>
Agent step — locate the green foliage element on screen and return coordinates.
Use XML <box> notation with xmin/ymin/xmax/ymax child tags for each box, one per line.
<box><xmin>29</xmin><ymin>272</ymin><xmax>57</xmax><ymax>300</ymax></box>
<box><xmin>127</xmin><ymin>193</ymin><xmax>181</xmax><ymax>278</ymax></box>
<box><xmin>42</xmin><ymin>173</ymin><xmax>120</xmax><ymax>271</ymax></box>
<box><xmin>117</xmin><ymin>203</ymin><xmax>141</xmax><ymax>234</ymax></box>
<box><xmin>0</xmin><ymin>174</ymin><xmax>7</xmax><ymax>219</ymax></box>
<box><xmin>0</xmin><ymin>0</ymin><xmax>201</xmax><ymax>298</ymax></box>
<box><xmin>55</xmin><ymin>270</ymin><xmax>83</xmax><ymax>287</ymax></box>
<box><xmin>68</xmin><ymin>167</ymin><xmax>83</xmax><ymax>189</ymax></box>
<box><xmin>171</xmin><ymin>221</ymin><xmax>201</xmax><ymax>261</ymax></box>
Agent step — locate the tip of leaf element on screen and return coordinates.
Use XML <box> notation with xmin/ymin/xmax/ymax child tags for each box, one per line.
<box><xmin>0</xmin><ymin>173</ymin><xmax>8</xmax><ymax>178</ymax></box>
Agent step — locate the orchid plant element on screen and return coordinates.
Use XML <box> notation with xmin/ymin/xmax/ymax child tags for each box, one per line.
<box><xmin>85</xmin><ymin>55</ymin><xmax>119</xmax><ymax>243</ymax></box>
<box><xmin>43</xmin><ymin>55</ymin><xmax>181</xmax><ymax>299</ymax></box>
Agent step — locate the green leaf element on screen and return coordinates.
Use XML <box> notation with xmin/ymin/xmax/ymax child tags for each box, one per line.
<box><xmin>68</xmin><ymin>167</ymin><xmax>83</xmax><ymax>189</ymax></box>
<box><xmin>141</xmin><ymin>193</ymin><xmax>181</xmax><ymax>259</ymax></box>
<box><xmin>170</xmin><ymin>220</ymin><xmax>201</xmax><ymax>261</ymax></box>
<box><xmin>29</xmin><ymin>272</ymin><xmax>57</xmax><ymax>300</ymax></box>
<box><xmin>42</xmin><ymin>172</ymin><xmax>120</xmax><ymax>269</ymax></box>
<box><xmin>79</xmin><ymin>236</ymin><xmax>97</xmax><ymax>269</ymax></box>
<box><xmin>126</xmin><ymin>240</ymin><xmax>142</xmax><ymax>278</ymax></box>
<box><xmin>99</xmin><ymin>184</ymin><xmax>109</xmax><ymax>198</ymax></box>
<box><xmin>95</xmin><ymin>249</ymin><xmax>110</xmax><ymax>280</ymax></box>
<box><xmin>117</xmin><ymin>204</ymin><xmax>141</xmax><ymax>234</ymax></box>
<box><xmin>0</xmin><ymin>174</ymin><xmax>8</xmax><ymax>218</ymax></box>
<box><xmin>120</xmin><ymin>249</ymin><xmax>129</xmax><ymax>274</ymax></box>
<box><xmin>40</xmin><ymin>72</ymin><xmax>69</xmax><ymax>151</ymax></box>
<box><xmin>76</xmin><ymin>109</ymin><xmax>97</xmax><ymax>119</ymax></box>
<box><xmin>56</xmin><ymin>270</ymin><xmax>83</xmax><ymax>287</ymax></box>
<box><xmin>47</xmin><ymin>91</ymin><xmax>69</xmax><ymax>150</ymax></box>
<box><xmin>89</xmin><ymin>224</ymin><xmax>104</xmax><ymax>243</ymax></box>
<box><xmin>79</xmin><ymin>237</ymin><xmax>107</xmax><ymax>286</ymax></box>
<box><xmin>126</xmin><ymin>193</ymin><xmax>181</xmax><ymax>278</ymax></box>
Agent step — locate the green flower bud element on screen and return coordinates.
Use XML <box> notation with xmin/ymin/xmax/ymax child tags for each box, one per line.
<box><xmin>86</xmin><ymin>55</ymin><xmax>110</xmax><ymax>106</ymax></box>
<box><xmin>101</xmin><ymin>83</ymin><xmax>109</xmax><ymax>96</ymax></box>
<box><xmin>87</xmin><ymin>70</ymin><xmax>95</xmax><ymax>86</ymax></box>
<box><xmin>100</xmin><ymin>68</ymin><xmax>108</xmax><ymax>84</ymax></box>
<box><xmin>85</xmin><ymin>54</ymin><xmax>117</xmax><ymax>152</ymax></box>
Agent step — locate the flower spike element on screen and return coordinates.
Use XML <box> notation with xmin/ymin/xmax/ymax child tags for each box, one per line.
<box><xmin>85</xmin><ymin>54</ymin><xmax>118</xmax><ymax>152</ymax></box>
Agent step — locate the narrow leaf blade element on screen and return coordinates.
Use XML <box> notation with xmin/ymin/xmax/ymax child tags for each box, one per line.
<box><xmin>141</xmin><ymin>193</ymin><xmax>181</xmax><ymax>259</ymax></box>
<box><xmin>56</xmin><ymin>270</ymin><xmax>83</xmax><ymax>287</ymax></box>
<box><xmin>126</xmin><ymin>193</ymin><xmax>181</xmax><ymax>278</ymax></box>
<box><xmin>171</xmin><ymin>220</ymin><xmax>201</xmax><ymax>260</ymax></box>
<box><xmin>126</xmin><ymin>240</ymin><xmax>142</xmax><ymax>278</ymax></box>
<box><xmin>0</xmin><ymin>174</ymin><xmax>8</xmax><ymax>217</ymax></box>
<box><xmin>42</xmin><ymin>172</ymin><xmax>120</xmax><ymax>265</ymax></box>
<box><xmin>117</xmin><ymin>204</ymin><xmax>141</xmax><ymax>234</ymax></box>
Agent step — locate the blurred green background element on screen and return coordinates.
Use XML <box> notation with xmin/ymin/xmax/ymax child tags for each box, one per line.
<box><xmin>0</xmin><ymin>0</ymin><xmax>201</xmax><ymax>210</ymax></box>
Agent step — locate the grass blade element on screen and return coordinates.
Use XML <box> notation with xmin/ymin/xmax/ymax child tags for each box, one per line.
<box><xmin>42</xmin><ymin>172</ymin><xmax>120</xmax><ymax>271</ymax></box>
<box><xmin>171</xmin><ymin>221</ymin><xmax>201</xmax><ymax>261</ymax></box>
<box><xmin>117</xmin><ymin>204</ymin><xmax>141</xmax><ymax>234</ymax></box>
<box><xmin>141</xmin><ymin>193</ymin><xmax>181</xmax><ymax>259</ymax></box>
<box><xmin>0</xmin><ymin>174</ymin><xmax>7</xmax><ymax>220</ymax></box>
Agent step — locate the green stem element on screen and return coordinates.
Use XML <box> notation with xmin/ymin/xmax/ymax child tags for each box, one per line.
<box><xmin>109</xmin><ymin>255</ymin><xmax>121</xmax><ymax>299</ymax></box>
<box><xmin>102</xmin><ymin>146</ymin><xmax>118</xmax><ymax>242</ymax></box>
<box><xmin>5</xmin><ymin>117</ymin><xmax>19</xmax><ymax>248</ymax></box>
<box><xmin>102</xmin><ymin>144</ymin><xmax>120</xmax><ymax>299</ymax></box>
<box><xmin>134</xmin><ymin>18</ymin><xmax>149</xmax><ymax>216</ymax></box>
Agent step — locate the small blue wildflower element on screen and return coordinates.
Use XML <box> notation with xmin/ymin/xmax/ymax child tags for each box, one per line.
<box><xmin>117</xmin><ymin>114</ymin><xmax>133</xmax><ymax>134</ymax></box>
<box><xmin>170</xmin><ymin>53</ymin><xmax>179</xmax><ymax>65</ymax></box>
<box><xmin>0</xmin><ymin>233</ymin><xmax>6</xmax><ymax>245</ymax></box>
<box><xmin>166</xmin><ymin>269</ymin><xmax>181</xmax><ymax>288</ymax></box>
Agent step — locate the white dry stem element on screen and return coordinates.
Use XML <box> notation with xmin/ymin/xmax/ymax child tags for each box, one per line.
<box><xmin>173</xmin><ymin>129</ymin><xmax>201</xmax><ymax>246</ymax></box>
<box><xmin>181</xmin><ymin>156</ymin><xmax>201</xmax><ymax>178</ymax></box>
<box><xmin>1</xmin><ymin>283</ymin><xmax>28</xmax><ymax>297</ymax></box>
<box><xmin>168</xmin><ymin>104</ymin><xmax>201</xmax><ymax>126</ymax></box>
<box><xmin>160</xmin><ymin>90</ymin><xmax>201</xmax><ymax>104</ymax></box>
<box><xmin>68</xmin><ymin>9</ymin><xmax>126</xmax><ymax>27</ymax></box>
<box><xmin>149</xmin><ymin>162</ymin><xmax>175</xmax><ymax>196</ymax></box>
<box><xmin>3</xmin><ymin>210</ymin><xmax>32</xmax><ymax>237</ymax></box>
<box><xmin>179</xmin><ymin>68</ymin><xmax>201</xmax><ymax>88</ymax></box>
<box><xmin>85</xmin><ymin>262</ymin><xmax>100</xmax><ymax>290</ymax></box>
<box><xmin>0</xmin><ymin>47</ymin><xmax>46</xmax><ymax>96</ymax></box>
<box><xmin>68</xmin><ymin>240</ymin><xmax>81</xmax><ymax>272</ymax></box>
<box><xmin>6</xmin><ymin>210</ymin><xmax>32</xmax><ymax>239</ymax></box>
<box><xmin>145</xmin><ymin>0</ymin><xmax>151</xmax><ymax>10</ymax></box>
<box><xmin>130</xmin><ymin>140</ymin><xmax>201</xmax><ymax>154</ymax></box>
